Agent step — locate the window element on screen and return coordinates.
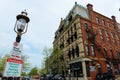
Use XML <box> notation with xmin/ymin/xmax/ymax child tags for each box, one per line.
<box><xmin>103</xmin><ymin>48</ymin><xmax>108</xmax><ymax>58</ymax></box>
<box><xmin>76</xmin><ymin>45</ymin><xmax>79</xmax><ymax>57</ymax></box>
<box><xmin>68</xmin><ymin>15</ymin><xmax>72</xmax><ymax>22</ymax></box>
<box><xmin>74</xmin><ymin>32</ymin><xmax>77</xmax><ymax>39</ymax></box>
<box><xmin>68</xmin><ymin>30</ymin><xmax>70</xmax><ymax>37</ymax></box>
<box><xmin>117</xmin><ymin>51</ymin><xmax>120</xmax><ymax>60</ymax></box>
<box><xmin>111</xmin><ymin>32</ymin><xmax>114</xmax><ymax>38</ymax></box>
<box><xmin>91</xmin><ymin>45</ymin><xmax>95</xmax><ymax>56</ymax></box>
<box><xmin>107</xmin><ymin>38</ymin><xmax>110</xmax><ymax>43</ymax></box>
<box><xmin>110</xmin><ymin>49</ymin><xmax>114</xmax><ymax>59</ymax></box>
<box><xmin>85</xmin><ymin>45</ymin><xmax>89</xmax><ymax>56</ymax></box>
<box><xmin>99</xmin><ymin>29</ymin><xmax>104</xmax><ymax>42</ymax></box>
<box><xmin>116</xmin><ymin>35</ymin><xmax>120</xmax><ymax>45</ymax></box>
<box><xmin>60</xmin><ymin>36</ymin><xmax>64</xmax><ymax>49</ymax></box>
<box><xmin>68</xmin><ymin>49</ymin><xmax>71</xmax><ymax>60</ymax></box>
<box><xmin>84</xmin><ymin>23</ymin><xmax>88</xmax><ymax>29</ymax></box>
<box><xmin>105</xmin><ymin>31</ymin><xmax>110</xmax><ymax>43</ymax></box>
<box><xmin>74</xmin><ymin>23</ymin><xmax>76</xmax><ymax>30</ymax></box>
<box><xmin>116</xmin><ymin>35</ymin><xmax>119</xmax><ymax>40</ymax></box>
<box><xmin>111</xmin><ymin>32</ymin><xmax>116</xmax><ymax>44</ymax></box>
<box><xmin>105</xmin><ymin>31</ymin><xmax>108</xmax><ymax>37</ymax></box>
<box><xmin>96</xmin><ymin>17</ymin><xmax>99</xmax><ymax>24</ymax></box>
<box><xmin>99</xmin><ymin>29</ymin><xmax>102</xmax><ymax>35</ymax></box>
<box><xmin>72</xmin><ymin>47</ymin><xmax>75</xmax><ymax>58</ymax></box>
<box><xmin>84</xmin><ymin>23</ymin><xmax>89</xmax><ymax>38</ymax></box>
<box><xmin>108</xmin><ymin>22</ymin><xmax>110</xmax><ymax>27</ymax></box>
<box><xmin>102</xmin><ymin>19</ymin><xmax>105</xmax><ymax>26</ymax></box>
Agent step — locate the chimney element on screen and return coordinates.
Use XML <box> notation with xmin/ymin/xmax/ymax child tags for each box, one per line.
<box><xmin>111</xmin><ymin>15</ymin><xmax>116</xmax><ymax>21</ymax></box>
<box><xmin>87</xmin><ymin>4</ymin><xmax>93</xmax><ymax>11</ymax></box>
<box><xmin>75</xmin><ymin>2</ymin><xmax>77</xmax><ymax>5</ymax></box>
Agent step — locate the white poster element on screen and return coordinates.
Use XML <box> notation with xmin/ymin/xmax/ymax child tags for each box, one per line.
<box><xmin>11</xmin><ymin>42</ymin><xmax>23</xmax><ymax>59</ymax></box>
<box><xmin>3</xmin><ymin>58</ymin><xmax>23</xmax><ymax>77</ymax></box>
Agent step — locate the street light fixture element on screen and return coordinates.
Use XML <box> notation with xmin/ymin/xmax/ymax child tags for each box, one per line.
<box><xmin>14</xmin><ymin>10</ymin><xmax>30</xmax><ymax>43</ymax></box>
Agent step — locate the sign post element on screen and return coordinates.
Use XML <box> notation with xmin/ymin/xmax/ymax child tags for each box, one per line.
<box><xmin>3</xmin><ymin>58</ymin><xmax>23</xmax><ymax>77</ymax></box>
<box><xmin>3</xmin><ymin>42</ymin><xmax>23</xmax><ymax>79</ymax></box>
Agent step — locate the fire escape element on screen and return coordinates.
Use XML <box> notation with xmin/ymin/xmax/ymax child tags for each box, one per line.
<box><xmin>85</xmin><ymin>26</ymin><xmax>101</xmax><ymax>51</ymax></box>
<box><xmin>85</xmin><ymin>25</ymin><xmax>120</xmax><ymax>63</ymax></box>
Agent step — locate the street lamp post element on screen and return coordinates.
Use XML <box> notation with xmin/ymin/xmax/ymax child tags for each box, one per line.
<box><xmin>14</xmin><ymin>10</ymin><xmax>30</xmax><ymax>43</ymax></box>
<box><xmin>13</xmin><ymin>10</ymin><xmax>30</xmax><ymax>79</ymax></box>
<box><xmin>3</xmin><ymin>11</ymin><xmax>30</xmax><ymax>80</ymax></box>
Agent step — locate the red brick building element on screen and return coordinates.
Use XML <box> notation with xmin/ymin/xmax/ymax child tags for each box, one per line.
<box><xmin>53</xmin><ymin>2</ymin><xmax>120</xmax><ymax>80</ymax></box>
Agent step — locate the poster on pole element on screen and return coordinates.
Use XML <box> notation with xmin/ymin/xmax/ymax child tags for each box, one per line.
<box><xmin>3</xmin><ymin>58</ymin><xmax>23</xmax><ymax>77</ymax></box>
<box><xmin>11</xmin><ymin>42</ymin><xmax>23</xmax><ymax>59</ymax></box>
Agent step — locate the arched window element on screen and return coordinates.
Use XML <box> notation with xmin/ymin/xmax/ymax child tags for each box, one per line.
<box><xmin>84</xmin><ymin>23</ymin><xmax>89</xmax><ymax>38</ymax></box>
<box><xmin>85</xmin><ymin>45</ymin><xmax>89</xmax><ymax>56</ymax></box>
<box><xmin>84</xmin><ymin>23</ymin><xmax>88</xmax><ymax>29</ymax></box>
<box><xmin>91</xmin><ymin>45</ymin><xmax>95</xmax><ymax>56</ymax></box>
<box><xmin>96</xmin><ymin>17</ymin><xmax>99</xmax><ymax>24</ymax></box>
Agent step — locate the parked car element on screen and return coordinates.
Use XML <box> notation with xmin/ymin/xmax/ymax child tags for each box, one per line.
<box><xmin>96</xmin><ymin>72</ymin><xmax>115</xmax><ymax>80</ymax></box>
<box><xmin>102</xmin><ymin>72</ymin><xmax>115</xmax><ymax>80</ymax></box>
<box><xmin>52</xmin><ymin>74</ymin><xmax>65</xmax><ymax>80</ymax></box>
<box><xmin>45</xmin><ymin>74</ymin><xmax>53</xmax><ymax>80</ymax></box>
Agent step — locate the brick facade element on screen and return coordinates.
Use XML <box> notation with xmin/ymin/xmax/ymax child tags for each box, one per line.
<box><xmin>53</xmin><ymin>2</ymin><xmax>120</xmax><ymax>80</ymax></box>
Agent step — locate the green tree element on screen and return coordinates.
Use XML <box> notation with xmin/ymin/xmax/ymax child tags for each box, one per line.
<box><xmin>39</xmin><ymin>68</ymin><xmax>46</xmax><ymax>75</ymax></box>
<box><xmin>43</xmin><ymin>47</ymin><xmax>53</xmax><ymax>73</ymax></box>
<box><xmin>43</xmin><ymin>47</ymin><xmax>53</xmax><ymax>59</ymax></box>
<box><xmin>28</xmin><ymin>67</ymin><xmax>38</xmax><ymax>76</ymax></box>
<box><xmin>21</xmin><ymin>55</ymin><xmax>31</xmax><ymax>72</ymax></box>
<box><xmin>0</xmin><ymin>54</ymin><xmax>10</xmax><ymax>72</ymax></box>
<box><xmin>21</xmin><ymin>72</ymin><xmax>27</xmax><ymax>76</ymax></box>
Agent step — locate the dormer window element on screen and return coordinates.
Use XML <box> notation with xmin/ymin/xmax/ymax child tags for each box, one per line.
<box><xmin>68</xmin><ymin>15</ymin><xmax>72</xmax><ymax>22</ymax></box>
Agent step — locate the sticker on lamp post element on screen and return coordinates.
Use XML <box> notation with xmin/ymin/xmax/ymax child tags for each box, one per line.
<box><xmin>11</xmin><ymin>42</ymin><xmax>23</xmax><ymax>59</ymax></box>
<box><xmin>3</xmin><ymin>58</ymin><xmax>23</xmax><ymax>77</ymax></box>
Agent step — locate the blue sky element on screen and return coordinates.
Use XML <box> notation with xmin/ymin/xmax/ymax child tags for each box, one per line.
<box><xmin>0</xmin><ymin>0</ymin><xmax>120</xmax><ymax>69</ymax></box>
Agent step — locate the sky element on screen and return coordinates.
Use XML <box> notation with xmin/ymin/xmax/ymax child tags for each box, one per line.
<box><xmin>0</xmin><ymin>0</ymin><xmax>120</xmax><ymax>69</ymax></box>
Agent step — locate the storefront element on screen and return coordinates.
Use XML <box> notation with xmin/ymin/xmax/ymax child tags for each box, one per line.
<box><xmin>67</xmin><ymin>58</ymin><xmax>92</xmax><ymax>80</ymax></box>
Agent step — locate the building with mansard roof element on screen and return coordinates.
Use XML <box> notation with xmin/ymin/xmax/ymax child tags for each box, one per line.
<box><xmin>53</xmin><ymin>2</ymin><xmax>120</xmax><ymax>80</ymax></box>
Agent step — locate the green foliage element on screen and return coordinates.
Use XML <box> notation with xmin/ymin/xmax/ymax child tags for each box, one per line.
<box><xmin>21</xmin><ymin>72</ymin><xmax>27</xmax><ymax>76</ymax></box>
<box><xmin>28</xmin><ymin>67</ymin><xmax>38</xmax><ymax>76</ymax></box>
<box><xmin>43</xmin><ymin>46</ymin><xmax>53</xmax><ymax>59</ymax></box>
<box><xmin>42</xmin><ymin>47</ymin><xmax>53</xmax><ymax>73</ymax></box>
<box><xmin>0</xmin><ymin>54</ymin><xmax>10</xmax><ymax>72</ymax></box>
<box><xmin>39</xmin><ymin>68</ymin><xmax>46</xmax><ymax>75</ymax></box>
<box><xmin>21</xmin><ymin>55</ymin><xmax>31</xmax><ymax>71</ymax></box>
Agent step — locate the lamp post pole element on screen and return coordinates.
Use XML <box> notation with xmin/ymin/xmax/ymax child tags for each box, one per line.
<box><xmin>13</xmin><ymin>10</ymin><xmax>30</xmax><ymax>80</ymax></box>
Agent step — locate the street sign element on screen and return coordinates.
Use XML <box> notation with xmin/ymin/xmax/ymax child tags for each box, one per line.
<box><xmin>90</xmin><ymin>66</ymin><xmax>96</xmax><ymax>71</ymax></box>
<box><xmin>11</xmin><ymin>42</ymin><xmax>23</xmax><ymax>59</ymax></box>
<box><xmin>3</xmin><ymin>58</ymin><xmax>23</xmax><ymax>77</ymax></box>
